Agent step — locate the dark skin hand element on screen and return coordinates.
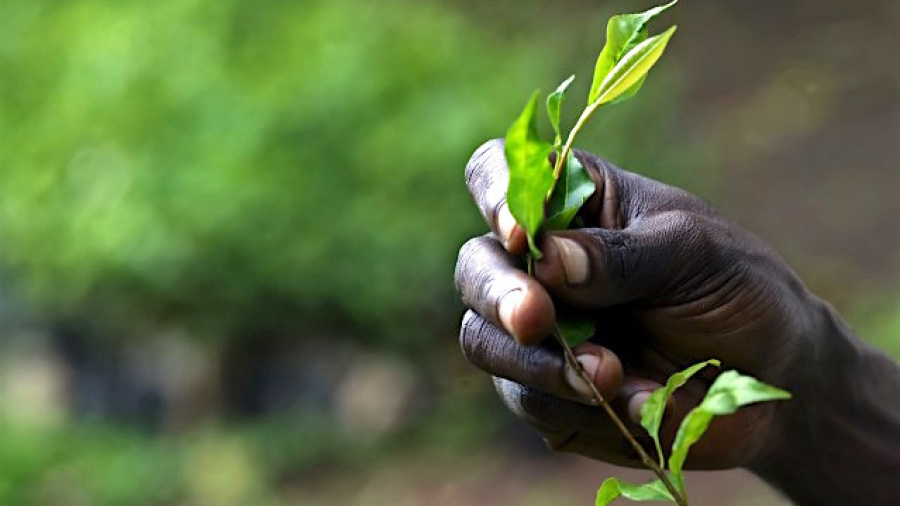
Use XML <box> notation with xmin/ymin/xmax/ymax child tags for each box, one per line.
<box><xmin>455</xmin><ymin>139</ymin><xmax>900</xmax><ymax>505</ymax></box>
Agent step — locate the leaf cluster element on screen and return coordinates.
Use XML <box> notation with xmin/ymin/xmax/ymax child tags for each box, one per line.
<box><xmin>504</xmin><ymin>0</ymin><xmax>679</xmax><ymax>346</ymax></box>
<box><xmin>597</xmin><ymin>364</ymin><xmax>791</xmax><ymax>505</ymax></box>
<box><xmin>502</xmin><ymin>4</ymin><xmax>795</xmax><ymax>505</ymax></box>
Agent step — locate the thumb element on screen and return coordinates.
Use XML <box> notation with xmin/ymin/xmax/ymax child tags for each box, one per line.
<box><xmin>533</xmin><ymin>212</ymin><xmax>698</xmax><ymax>308</ymax></box>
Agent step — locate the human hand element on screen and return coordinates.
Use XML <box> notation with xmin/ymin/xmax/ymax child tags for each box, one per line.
<box><xmin>455</xmin><ymin>139</ymin><xmax>818</xmax><ymax>470</ymax></box>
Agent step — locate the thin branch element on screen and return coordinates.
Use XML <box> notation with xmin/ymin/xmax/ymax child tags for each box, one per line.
<box><xmin>551</xmin><ymin>98</ymin><xmax>603</xmax><ymax>184</ymax></box>
<box><xmin>526</xmin><ymin>256</ymin><xmax>687</xmax><ymax>505</ymax></box>
<box><xmin>537</xmin><ymin>85</ymin><xmax>689</xmax><ymax>504</ymax></box>
<box><xmin>551</xmin><ymin>326</ymin><xmax>688</xmax><ymax>506</ymax></box>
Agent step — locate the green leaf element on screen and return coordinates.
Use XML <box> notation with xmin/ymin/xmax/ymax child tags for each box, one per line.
<box><xmin>596</xmin><ymin>478</ymin><xmax>674</xmax><ymax>506</ymax></box>
<box><xmin>702</xmin><ymin>370</ymin><xmax>793</xmax><ymax>415</ymax></box>
<box><xmin>589</xmin><ymin>0</ymin><xmax>679</xmax><ymax>104</ymax></box>
<box><xmin>591</xmin><ymin>25</ymin><xmax>677</xmax><ymax>107</ymax></box>
<box><xmin>640</xmin><ymin>359</ymin><xmax>720</xmax><ymax>467</ymax></box>
<box><xmin>607</xmin><ymin>74</ymin><xmax>647</xmax><ymax>106</ymax></box>
<box><xmin>545</xmin><ymin>152</ymin><xmax>595</xmax><ymax>230</ymax></box>
<box><xmin>556</xmin><ymin>314</ymin><xmax>595</xmax><ymax>347</ymax></box>
<box><xmin>547</xmin><ymin>75</ymin><xmax>575</xmax><ymax>148</ymax></box>
<box><xmin>505</xmin><ymin>91</ymin><xmax>554</xmax><ymax>258</ymax></box>
<box><xmin>668</xmin><ymin>408</ymin><xmax>711</xmax><ymax>495</ymax></box>
<box><xmin>668</xmin><ymin>371</ymin><xmax>791</xmax><ymax>488</ymax></box>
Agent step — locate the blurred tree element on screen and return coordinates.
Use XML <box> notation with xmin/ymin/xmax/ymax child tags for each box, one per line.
<box><xmin>0</xmin><ymin>0</ymin><xmax>686</xmax><ymax>350</ymax></box>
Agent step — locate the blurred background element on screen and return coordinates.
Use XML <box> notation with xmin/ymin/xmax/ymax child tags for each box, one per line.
<box><xmin>0</xmin><ymin>0</ymin><xmax>898</xmax><ymax>504</ymax></box>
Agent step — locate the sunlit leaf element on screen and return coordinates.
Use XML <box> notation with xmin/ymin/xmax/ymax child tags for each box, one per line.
<box><xmin>668</xmin><ymin>370</ymin><xmax>791</xmax><ymax>490</ymax></box>
<box><xmin>591</xmin><ymin>26</ymin><xmax>677</xmax><ymax>107</ymax></box>
<box><xmin>640</xmin><ymin>359</ymin><xmax>720</xmax><ymax>467</ymax></box>
<box><xmin>556</xmin><ymin>314</ymin><xmax>595</xmax><ymax>347</ymax></box>
<box><xmin>505</xmin><ymin>91</ymin><xmax>554</xmax><ymax>258</ymax></box>
<box><xmin>702</xmin><ymin>370</ymin><xmax>793</xmax><ymax>414</ymax></box>
<box><xmin>547</xmin><ymin>75</ymin><xmax>575</xmax><ymax>148</ymax></box>
<box><xmin>545</xmin><ymin>152</ymin><xmax>595</xmax><ymax>230</ymax></box>
<box><xmin>589</xmin><ymin>0</ymin><xmax>679</xmax><ymax>104</ymax></box>
<box><xmin>596</xmin><ymin>477</ymin><xmax>674</xmax><ymax>506</ymax></box>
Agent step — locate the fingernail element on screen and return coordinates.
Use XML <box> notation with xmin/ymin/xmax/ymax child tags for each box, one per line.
<box><xmin>497</xmin><ymin>289</ymin><xmax>524</xmax><ymax>336</ymax></box>
<box><xmin>565</xmin><ymin>354</ymin><xmax>601</xmax><ymax>403</ymax></box>
<box><xmin>627</xmin><ymin>391</ymin><xmax>652</xmax><ymax>424</ymax></box>
<box><xmin>497</xmin><ymin>203</ymin><xmax>516</xmax><ymax>244</ymax></box>
<box><xmin>551</xmin><ymin>237</ymin><xmax>589</xmax><ymax>285</ymax></box>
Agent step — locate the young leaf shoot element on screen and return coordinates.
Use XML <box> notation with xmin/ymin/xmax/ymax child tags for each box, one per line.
<box><xmin>547</xmin><ymin>74</ymin><xmax>575</xmax><ymax>149</ymax></box>
<box><xmin>596</xmin><ymin>478</ymin><xmax>674</xmax><ymax>506</ymax></box>
<box><xmin>496</xmin><ymin>2</ymin><xmax>793</xmax><ymax>505</ymax></box>
<box><xmin>667</xmin><ymin>371</ymin><xmax>792</xmax><ymax>495</ymax></box>
<box><xmin>589</xmin><ymin>0</ymin><xmax>679</xmax><ymax>105</ymax></box>
<box><xmin>640</xmin><ymin>360</ymin><xmax>721</xmax><ymax>467</ymax></box>
<box><xmin>505</xmin><ymin>91</ymin><xmax>554</xmax><ymax>259</ymax></box>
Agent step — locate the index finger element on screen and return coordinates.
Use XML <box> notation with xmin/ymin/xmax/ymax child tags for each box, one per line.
<box><xmin>465</xmin><ymin>139</ymin><xmax>528</xmax><ymax>254</ymax></box>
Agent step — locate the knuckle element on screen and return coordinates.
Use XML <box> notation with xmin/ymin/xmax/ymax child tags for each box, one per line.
<box><xmin>458</xmin><ymin>310</ymin><xmax>491</xmax><ymax>365</ymax></box>
<box><xmin>652</xmin><ymin>210</ymin><xmax>736</xmax><ymax>283</ymax></box>
<box><xmin>464</xmin><ymin>138</ymin><xmax>505</xmax><ymax>187</ymax></box>
<box><xmin>454</xmin><ymin>235</ymin><xmax>517</xmax><ymax>316</ymax></box>
<box><xmin>572</xmin><ymin>148</ymin><xmax>613</xmax><ymax>177</ymax></box>
<box><xmin>515</xmin><ymin>386</ymin><xmax>558</xmax><ymax>421</ymax></box>
<box><xmin>454</xmin><ymin>236</ymin><xmax>491</xmax><ymax>295</ymax></box>
<box><xmin>464</xmin><ymin>139</ymin><xmax>509</xmax><ymax>220</ymax></box>
<box><xmin>493</xmin><ymin>378</ymin><xmax>569</xmax><ymax>437</ymax></box>
<box><xmin>668</xmin><ymin>209</ymin><xmax>703</xmax><ymax>232</ymax></box>
<box><xmin>521</xmin><ymin>345</ymin><xmax>560</xmax><ymax>381</ymax></box>
<box><xmin>584</xmin><ymin>227</ymin><xmax>640</xmax><ymax>286</ymax></box>
<box><xmin>667</xmin><ymin>210</ymin><xmax>717</xmax><ymax>253</ymax></box>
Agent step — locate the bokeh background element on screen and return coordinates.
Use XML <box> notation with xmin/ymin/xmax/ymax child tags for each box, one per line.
<box><xmin>1</xmin><ymin>0</ymin><xmax>898</xmax><ymax>504</ymax></box>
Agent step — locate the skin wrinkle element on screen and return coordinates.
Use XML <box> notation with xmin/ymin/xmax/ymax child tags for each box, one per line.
<box><xmin>698</xmin><ymin>276</ymin><xmax>760</xmax><ymax>333</ymax></box>
<box><xmin>659</xmin><ymin>278</ymin><xmax>768</xmax><ymax>340</ymax></box>
<box><xmin>456</xmin><ymin>238</ymin><xmax>493</xmax><ymax>312</ymax></box>
<box><xmin>491</xmin><ymin>197</ymin><xmax>508</xmax><ymax>233</ymax></box>
<box><xmin>482</xmin><ymin>315</ymin><xmax>626</xmax><ymax>405</ymax></box>
<box><xmin>648</xmin><ymin>212</ymin><xmax>747</xmax><ymax>305</ymax></box>
<box><xmin>461</xmin><ymin>310</ymin><xmax>575</xmax><ymax>401</ymax></box>
<box><xmin>665</xmin><ymin>262</ymin><xmax>740</xmax><ymax>314</ymax></box>
<box><xmin>597</xmin><ymin>157</ymin><xmax>625</xmax><ymax>229</ymax></box>
<box><xmin>453</xmin><ymin>236</ymin><xmax>482</xmax><ymax>296</ymax></box>
<box><xmin>515</xmin><ymin>341</ymin><xmax>562</xmax><ymax>393</ymax></box>
<box><xmin>456</xmin><ymin>235</ymin><xmax>523</xmax><ymax>326</ymax></box>
<box><xmin>464</xmin><ymin>138</ymin><xmax>504</xmax><ymax>188</ymax></box>
<box><xmin>459</xmin><ymin>310</ymin><xmax>490</xmax><ymax>365</ymax></box>
<box><xmin>465</xmin><ymin>139</ymin><xmax>508</xmax><ymax>232</ymax></box>
<box><xmin>662</xmin><ymin>269</ymin><xmax>749</xmax><ymax>326</ymax></box>
<box><xmin>479</xmin><ymin>272</ymin><xmax>509</xmax><ymax>324</ymax></box>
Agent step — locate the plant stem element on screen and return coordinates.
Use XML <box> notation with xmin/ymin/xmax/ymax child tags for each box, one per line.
<box><xmin>540</xmin><ymin>90</ymin><xmax>688</xmax><ymax>504</ymax></box>
<box><xmin>526</xmin><ymin>257</ymin><xmax>688</xmax><ymax>505</ymax></box>
<box><xmin>552</xmin><ymin>100</ymin><xmax>602</xmax><ymax>182</ymax></box>
<box><xmin>552</xmin><ymin>326</ymin><xmax>688</xmax><ymax>506</ymax></box>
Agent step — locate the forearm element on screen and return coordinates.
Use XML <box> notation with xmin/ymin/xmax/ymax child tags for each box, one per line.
<box><xmin>749</xmin><ymin>299</ymin><xmax>900</xmax><ymax>506</ymax></box>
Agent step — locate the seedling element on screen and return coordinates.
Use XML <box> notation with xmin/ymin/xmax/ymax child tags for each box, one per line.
<box><xmin>501</xmin><ymin>2</ymin><xmax>792</xmax><ymax>504</ymax></box>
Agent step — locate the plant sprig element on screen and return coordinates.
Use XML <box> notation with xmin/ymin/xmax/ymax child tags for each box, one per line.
<box><xmin>598</xmin><ymin>366</ymin><xmax>791</xmax><ymax>506</ymax></box>
<box><xmin>500</xmin><ymin>2</ymin><xmax>793</xmax><ymax>505</ymax></box>
<box><xmin>505</xmin><ymin>0</ymin><xmax>679</xmax><ymax>262</ymax></box>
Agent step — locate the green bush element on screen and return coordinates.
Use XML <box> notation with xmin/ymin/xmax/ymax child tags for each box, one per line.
<box><xmin>0</xmin><ymin>0</ymin><xmax>690</xmax><ymax>347</ymax></box>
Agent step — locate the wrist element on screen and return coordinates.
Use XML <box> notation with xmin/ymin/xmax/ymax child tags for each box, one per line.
<box><xmin>747</xmin><ymin>297</ymin><xmax>900</xmax><ymax>505</ymax></box>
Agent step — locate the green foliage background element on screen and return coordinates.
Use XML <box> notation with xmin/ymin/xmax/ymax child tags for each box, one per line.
<box><xmin>0</xmin><ymin>0</ymin><xmax>897</xmax><ymax>504</ymax></box>
<box><xmin>0</xmin><ymin>0</ymin><xmax>697</xmax><ymax>347</ymax></box>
